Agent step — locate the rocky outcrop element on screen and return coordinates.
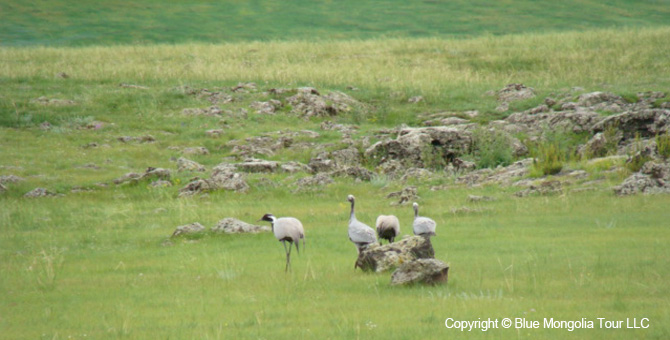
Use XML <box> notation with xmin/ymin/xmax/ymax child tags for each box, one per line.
<box><xmin>286</xmin><ymin>87</ymin><xmax>362</xmax><ymax>118</ymax></box>
<box><xmin>614</xmin><ymin>161</ymin><xmax>670</xmax><ymax>195</ymax></box>
<box><xmin>113</xmin><ymin>167</ymin><xmax>171</xmax><ymax>185</ymax></box>
<box><xmin>455</xmin><ymin>158</ymin><xmax>532</xmax><ymax>186</ymax></box>
<box><xmin>355</xmin><ymin>236</ymin><xmax>435</xmax><ymax>272</ymax></box>
<box><xmin>365</xmin><ymin>126</ymin><xmax>472</xmax><ymax>168</ymax></box>
<box><xmin>504</xmin><ymin>110</ymin><xmax>603</xmax><ymax>134</ymax></box>
<box><xmin>593</xmin><ymin>109</ymin><xmax>670</xmax><ymax>140</ymax></box>
<box><xmin>390</xmin><ymin>258</ymin><xmax>449</xmax><ymax>286</ymax></box>
<box><xmin>178</xmin><ymin>163</ymin><xmax>248</xmax><ymax>197</ymax></box>
<box><xmin>211</xmin><ymin>218</ymin><xmax>270</xmax><ymax>234</ymax></box>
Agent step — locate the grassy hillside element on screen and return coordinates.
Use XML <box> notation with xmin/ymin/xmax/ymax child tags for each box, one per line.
<box><xmin>2</xmin><ymin>0</ymin><xmax>670</xmax><ymax>46</ymax></box>
<box><xmin>2</xmin><ymin>9</ymin><xmax>670</xmax><ymax>340</ymax></box>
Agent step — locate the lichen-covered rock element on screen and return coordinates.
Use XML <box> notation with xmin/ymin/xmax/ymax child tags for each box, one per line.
<box><xmin>235</xmin><ymin>158</ymin><xmax>280</xmax><ymax>173</ymax></box>
<box><xmin>178</xmin><ymin>163</ymin><xmax>248</xmax><ymax>196</ymax></box>
<box><xmin>614</xmin><ymin>161</ymin><xmax>670</xmax><ymax>195</ymax></box>
<box><xmin>177</xmin><ymin>157</ymin><xmax>206</xmax><ymax>172</ymax></box>
<box><xmin>386</xmin><ymin>186</ymin><xmax>419</xmax><ymax>205</ymax></box>
<box><xmin>182</xmin><ymin>147</ymin><xmax>210</xmax><ymax>156</ymax></box>
<box><xmin>172</xmin><ymin>222</ymin><xmax>206</xmax><ymax>237</ymax></box>
<box><xmin>355</xmin><ymin>236</ymin><xmax>435</xmax><ymax>272</ymax></box>
<box><xmin>211</xmin><ymin>218</ymin><xmax>270</xmax><ymax>234</ymax></box>
<box><xmin>390</xmin><ymin>258</ymin><xmax>449</xmax><ymax>286</ymax></box>
<box><xmin>593</xmin><ymin>109</ymin><xmax>670</xmax><ymax>140</ymax></box>
<box><xmin>365</xmin><ymin>126</ymin><xmax>472</xmax><ymax>168</ymax></box>
<box><xmin>24</xmin><ymin>187</ymin><xmax>60</xmax><ymax>198</ymax></box>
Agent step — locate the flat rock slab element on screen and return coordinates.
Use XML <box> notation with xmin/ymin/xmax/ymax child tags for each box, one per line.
<box><xmin>211</xmin><ymin>218</ymin><xmax>271</xmax><ymax>234</ymax></box>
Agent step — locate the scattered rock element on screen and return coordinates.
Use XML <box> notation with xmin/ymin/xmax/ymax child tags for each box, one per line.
<box><xmin>250</xmin><ymin>100</ymin><xmax>282</xmax><ymax>115</ymax></box>
<box><xmin>467</xmin><ymin>195</ymin><xmax>496</xmax><ymax>202</ymax></box>
<box><xmin>205</xmin><ymin>129</ymin><xmax>224</xmax><ymax>138</ymax></box>
<box><xmin>0</xmin><ymin>175</ymin><xmax>25</xmax><ymax>184</ymax></box>
<box><xmin>235</xmin><ymin>158</ymin><xmax>280</xmax><ymax>173</ymax></box>
<box><xmin>497</xmin><ymin>83</ymin><xmax>536</xmax><ymax>103</ymax></box>
<box><xmin>30</xmin><ymin>96</ymin><xmax>76</xmax><ymax>106</ymax></box>
<box><xmin>150</xmin><ymin>180</ymin><xmax>172</xmax><ymax>187</ymax></box>
<box><xmin>178</xmin><ymin>163</ymin><xmax>249</xmax><ymax>197</ymax></box>
<box><xmin>172</xmin><ymin>222</ymin><xmax>206</xmax><ymax>237</ymax></box>
<box><xmin>182</xmin><ymin>147</ymin><xmax>210</xmax><ymax>156</ymax></box>
<box><xmin>286</xmin><ymin>87</ymin><xmax>364</xmax><ymax>118</ymax></box>
<box><xmin>177</xmin><ymin>158</ymin><xmax>206</xmax><ymax>172</ymax></box>
<box><xmin>355</xmin><ymin>236</ymin><xmax>435</xmax><ymax>272</ymax></box>
<box><xmin>280</xmin><ymin>161</ymin><xmax>312</xmax><ymax>174</ymax></box>
<box><xmin>24</xmin><ymin>188</ymin><xmax>60</xmax><ymax>198</ymax></box>
<box><xmin>456</xmin><ymin>158</ymin><xmax>533</xmax><ymax>186</ymax></box>
<box><xmin>231</xmin><ymin>82</ymin><xmax>258</xmax><ymax>93</ymax></box>
<box><xmin>390</xmin><ymin>258</ymin><xmax>449</xmax><ymax>286</ymax></box>
<box><xmin>408</xmin><ymin>96</ymin><xmax>424</xmax><ymax>104</ymax></box>
<box><xmin>514</xmin><ymin>180</ymin><xmax>563</xmax><ymax>197</ymax></box>
<box><xmin>182</xmin><ymin>106</ymin><xmax>224</xmax><ymax>117</ymax></box>
<box><xmin>117</xmin><ymin>135</ymin><xmax>156</xmax><ymax>143</ymax></box>
<box><xmin>113</xmin><ymin>167</ymin><xmax>170</xmax><ymax>185</ymax></box>
<box><xmin>56</xmin><ymin>72</ymin><xmax>69</xmax><ymax>79</ymax></box>
<box><xmin>211</xmin><ymin>218</ymin><xmax>270</xmax><ymax>234</ymax></box>
<box><xmin>386</xmin><ymin>186</ymin><xmax>419</xmax><ymax>205</ymax></box>
<box><xmin>119</xmin><ymin>83</ymin><xmax>149</xmax><ymax>90</ymax></box>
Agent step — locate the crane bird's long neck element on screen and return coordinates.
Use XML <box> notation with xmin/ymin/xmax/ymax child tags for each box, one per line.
<box><xmin>349</xmin><ymin>200</ymin><xmax>356</xmax><ymax>222</ymax></box>
<box><xmin>414</xmin><ymin>205</ymin><xmax>419</xmax><ymax>219</ymax></box>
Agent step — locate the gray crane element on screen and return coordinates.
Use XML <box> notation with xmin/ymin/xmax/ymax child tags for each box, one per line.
<box><xmin>376</xmin><ymin>214</ymin><xmax>400</xmax><ymax>244</ymax></box>
<box><xmin>347</xmin><ymin>195</ymin><xmax>377</xmax><ymax>264</ymax></box>
<box><xmin>259</xmin><ymin>213</ymin><xmax>305</xmax><ymax>272</ymax></box>
<box><xmin>412</xmin><ymin>202</ymin><xmax>436</xmax><ymax>237</ymax></box>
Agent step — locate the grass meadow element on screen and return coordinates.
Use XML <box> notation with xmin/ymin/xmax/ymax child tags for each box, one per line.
<box><xmin>2</xmin><ymin>0</ymin><xmax>669</xmax><ymax>47</ymax></box>
<box><xmin>2</xmin><ymin>3</ymin><xmax>670</xmax><ymax>338</ymax></box>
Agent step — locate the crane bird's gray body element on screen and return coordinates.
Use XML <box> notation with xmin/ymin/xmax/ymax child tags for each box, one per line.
<box><xmin>376</xmin><ymin>214</ymin><xmax>400</xmax><ymax>244</ymax></box>
<box><xmin>347</xmin><ymin>195</ymin><xmax>377</xmax><ymax>259</ymax></box>
<box><xmin>412</xmin><ymin>202</ymin><xmax>437</xmax><ymax>237</ymax></box>
<box><xmin>260</xmin><ymin>213</ymin><xmax>305</xmax><ymax>272</ymax></box>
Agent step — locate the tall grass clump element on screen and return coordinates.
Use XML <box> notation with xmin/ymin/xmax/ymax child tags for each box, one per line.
<box><xmin>656</xmin><ymin>132</ymin><xmax>670</xmax><ymax>160</ymax></box>
<box><xmin>624</xmin><ymin>133</ymin><xmax>653</xmax><ymax>173</ymax></box>
<box><xmin>469</xmin><ymin>128</ymin><xmax>515</xmax><ymax>169</ymax></box>
<box><xmin>530</xmin><ymin>142</ymin><xmax>564</xmax><ymax>176</ymax></box>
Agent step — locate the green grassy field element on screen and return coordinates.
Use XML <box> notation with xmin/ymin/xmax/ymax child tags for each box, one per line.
<box><xmin>2</xmin><ymin>2</ymin><xmax>670</xmax><ymax>339</ymax></box>
<box><xmin>2</xmin><ymin>0</ymin><xmax>670</xmax><ymax>46</ymax></box>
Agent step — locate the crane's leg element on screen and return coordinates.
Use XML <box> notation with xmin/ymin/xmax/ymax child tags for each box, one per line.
<box><xmin>282</xmin><ymin>240</ymin><xmax>290</xmax><ymax>272</ymax></box>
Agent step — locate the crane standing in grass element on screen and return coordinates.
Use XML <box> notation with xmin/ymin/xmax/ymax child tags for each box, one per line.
<box><xmin>412</xmin><ymin>202</ymin><xmax>437</xmax><ymax>237</ymax></box>
<box><xmin>347</xmin><ymin>195</ymin><xmax>377</xmax><ymax>268</ymax></box>
<box><xmin>259</xmin><ymin>213</ymin><xmax>305</xmax><ymax>272</ymax></box>
<box><xmin>376</xmin><ymin>214</ymin><xmax>400</xmax><ymax>244</ymax></box>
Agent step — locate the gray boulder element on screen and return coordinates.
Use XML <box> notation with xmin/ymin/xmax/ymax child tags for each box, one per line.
<box><xmin>391</xmin><ymin>258</ymin><xmax>449</xmax><ymax>286</ymax></box>
<box><xmin>211</xmin><ymin>218</ymin><xmax>270</xmax><ymax>234</ymax></box>
<box><xmin>355</xmin><ymin>236</ymin><xmax>435</xmax><ymax>272</ymax></box>
<box><xmin>235</xmin><ymin>158</ymin><xmax>280</xmax><ymax>173</ymax></box>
